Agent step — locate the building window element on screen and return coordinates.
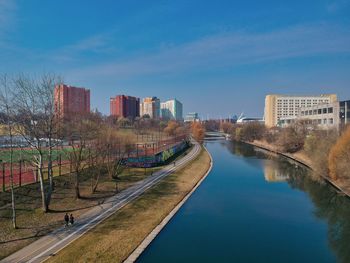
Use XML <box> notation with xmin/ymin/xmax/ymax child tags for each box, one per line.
<box><xmin>323</xmin><ymin>119</ymin><xmax>327</xmax><ymax>124</ymax></box>
<box><xmin>329</xmin><ymin>118</ymin><xmax>333</xmax><ymax>124</ymax></box>
<box><xmin>309</xmin><ymin>110</ymin><xmax>312</xmax><ymax>115</ymax></box>
<box><xmin>328</xmin><ymin>107</ymin><xmax>333</xmax><ymax>113</ymax></box>
<box><xmin>318</xmin><ymin>109</ymin><xmax>322</xmax><ymax>114</ymax></box>
<box><xmin>318</xmin><ymin>119</ymin><xmax>322</xmax><ymax>124</ymax></box>
<box><xmin>313</xmin><ymin>110</ymin><xmax>317</xmax><ymax>115</ymax></box>
<box><xmin>323</xmin><ymin>108</ymin><xmax>327</xmax><ymax>114</ymax></box>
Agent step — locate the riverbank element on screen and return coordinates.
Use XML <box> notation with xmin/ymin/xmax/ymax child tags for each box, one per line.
<box><xmin>46</xmin><ymin>146</ymin><xmax>211</xmax><ymax>263</ymax></box>
<box><xmin>125</xmin><ymin>146</ymin><xmax>213</xmax><ymax>262</ymax></box>
<box><xmin>0</xmin><ymin>165</ymin><xmax>162</xmax><ymax>260</ymax></box>
<box><xmin>245</xmin><ymin>140</ymin><xmax>350</xmax><ymax>198</ymax></box>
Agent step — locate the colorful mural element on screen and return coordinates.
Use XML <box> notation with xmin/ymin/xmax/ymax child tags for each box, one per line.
<box><xmin>125</xmin><ymin>141</ymin><xmax>189</xmax><ymax>167</ymax></box>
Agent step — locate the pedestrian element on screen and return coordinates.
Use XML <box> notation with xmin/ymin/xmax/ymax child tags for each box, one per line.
<box><xmin>69</xmin><ymin>214</ymin><xmax>74</xmax><ymax>226</ymax></box>
<box><xmin>173</xmin><ymin>161</ymin><xmax>176</xmax><ymax>167</ymax></box>
<box><xmin>64</xmin><ymin>213</ymin><xmax>69</xmax><ymax>227</ymax></box>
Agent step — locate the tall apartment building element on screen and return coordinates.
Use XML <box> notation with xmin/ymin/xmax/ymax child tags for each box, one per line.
<box><xmin>140</xmin><ymin>97</ymin><xmax>160</xmax><ymax>119</ymax></box>
<box><xmin>264</xmin><ymin>94</ymin><xmax>337</xmax><ymax>127</ymax></box>
<box><xmin>110</xmin><ymin>95</ymin><xmax>140</xmax><ymax>119</ymax></box>
<box><xmin>54</xmin><ymin>84</ymin><xmax>90</xmax><ymax>118</ymax></box>
<box><xmin>161</xmin><ymin>99</ymin><xmax>183</xmax><ymax>121</ymax></box>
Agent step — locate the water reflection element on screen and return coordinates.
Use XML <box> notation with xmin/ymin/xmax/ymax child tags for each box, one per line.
<box><xmin>226</xmin><ymin>141</ymin><xmax>350</xmax><ymax>263</ymax></box>
<box><xmin>263</xmin><ymin>161</ymin><xmax>289</xmax><ymax>182</ymax></box>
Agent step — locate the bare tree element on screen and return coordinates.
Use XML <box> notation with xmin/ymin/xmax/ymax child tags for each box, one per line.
<box><xmin>88</xmin><ymin>123</ymin><xmax>110</xmax><ymax>193</ymax></box>
<box><xmin>13</xmin><ymin>74</ymin><xmax>62</xmax><ymax>212</ymax></box>
<box><xmin>64</xmin><ymin>112</ymin><xmax>99</xmax><ymax>199</ymax></box>
<box><xmin>0</xmin><ymin>74</ymin><xmax>17</xmax><ymax>228</ymax></box>
<box><xmin>105</xmin><ymin>131</ymin><xmax>135</xmax><ymax>192</ymax></box>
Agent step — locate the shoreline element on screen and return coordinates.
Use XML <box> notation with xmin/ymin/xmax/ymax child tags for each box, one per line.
<box><xmin>243</xmin><ymin>140</ymin><xmax>350</xmax><ymax>198</ymax></box>
<box><xmin>42</xmin><ymin>143</ymin><xmax>211</xmax><ymax>263</ymax></box>
<box><xmin>124</xmin><ymin>146</ymin><xmax>213</xmax><ymax>263</ymax></box>
<box><xmin>2</xmin><ymin>142</ymin><xmax>203</xmax><ymax>263</ymax></box>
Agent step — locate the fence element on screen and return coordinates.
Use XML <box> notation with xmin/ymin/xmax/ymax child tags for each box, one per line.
<box><xmin>0</xmin><ymin>134</ymin><xmax>189</xmax><ymax>191</ymax></box>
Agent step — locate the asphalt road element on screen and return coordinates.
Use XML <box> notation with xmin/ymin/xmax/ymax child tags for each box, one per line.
<box><xmin>1</xmin><ymin>140</ymin><xmax>201</xmax><ymax>263</ymax></box>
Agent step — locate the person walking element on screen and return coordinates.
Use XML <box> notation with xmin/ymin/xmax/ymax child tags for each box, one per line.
<box><xmin>69</xmin><ymin>214</ymin><xmax>75</xmax><ymax>226</ymax></box>
<box><xmin>64</xmin><ymin>213</ymin><xmax>69</xmax><ymax>227</ymax></box>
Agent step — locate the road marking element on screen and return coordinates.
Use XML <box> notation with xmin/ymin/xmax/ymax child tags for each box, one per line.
<box><xmin>17</xmin><ymin>143</ymin><xmax>200</xmax><ymax>263</ymax></box>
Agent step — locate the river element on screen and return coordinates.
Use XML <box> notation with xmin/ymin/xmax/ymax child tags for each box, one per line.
<box><xmin>137</xmin><ymin>140</ymin><xmax>350</xmax><ymax>263</ymax></box>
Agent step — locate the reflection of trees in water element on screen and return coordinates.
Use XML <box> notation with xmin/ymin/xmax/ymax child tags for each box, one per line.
<box><xmin>225</xmin><ymin>141</ymin><xmax>262</xmax><ymax>158</ymax></box>
<box><xmin>269</xmin><ymin>156</ymin><xmax>350</xmax><ymax>263</ymax></box>
<box><xmin>225</xmin><ymin>140</ymin><xmax>350</xmax><ymax>263</ymax></box>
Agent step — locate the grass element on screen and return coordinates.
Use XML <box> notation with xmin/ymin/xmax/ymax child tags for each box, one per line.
<box><xmin>0</xmin><ymin>147</ymin><xmax>73</xmax><ymax>163</ymax></box>
<box><xmin>0</xmin><ymin>164</ymin><xmax>162</xmax><ymax>260</ymax></box>
<box><xmin>47</xmin><ymin>147</ymin><xmax>211</xmax><ymax>263</ymax></box>
<box><xmin>117</xmin><ymin>128</ymin><xmax>170</xmax><ymax>143</ymax></box>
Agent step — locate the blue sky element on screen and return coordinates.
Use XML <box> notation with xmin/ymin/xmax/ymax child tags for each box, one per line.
<box><xmin>0</xmin><ymin>0</ymin><xmax>349</xmax><ymax>118</ymax></box>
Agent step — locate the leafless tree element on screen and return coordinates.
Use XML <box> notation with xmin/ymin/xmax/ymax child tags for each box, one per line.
<box><xmin>0</xmin><ymin>74</ymin><xmax>17</xmax><ymax>228</ymax></box>
<box><xmin>64</xmin><ymin>112</ymin><xmax>99</xmax><ymax>199</ymax></box>
<box><xmin>108</xmin><ymin>131</ymin><xmax>136</xmax><ymax>192</ymax></box>
<box><xmin>12</xmin><ymin>74</ymin><xmax>62</xmax><ymax>212</ymax></box>
<box><xmin>87</xmin><ymin>121</ymin><xmax>110</xmax><ymax>193</ymax></box>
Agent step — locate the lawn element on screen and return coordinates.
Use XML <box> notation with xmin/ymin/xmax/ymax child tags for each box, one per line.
<box><xmin>0</xmin><ymin>164</ymin><xmax>162</xmax><ymax>260</ymax></box>
<box><xmin>0</xmin><ymin>147</ymin><xmax>73</xmax><ymax>163</ymax></box>
<box><xmin>47</xmin><ymin>147</ymin><xmax>211</xmax><ymax>263</ymax></box>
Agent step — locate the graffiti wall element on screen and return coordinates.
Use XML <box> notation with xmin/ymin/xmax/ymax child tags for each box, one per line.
<box><xmin>125</xmin><ymin>141</ymin><xmax>189</xmax><ymax>167</ymax></box>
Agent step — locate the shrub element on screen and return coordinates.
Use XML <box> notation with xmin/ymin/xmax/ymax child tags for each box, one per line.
<box><xmin>191</xmin><ymin>122</ymin><xmax>205</xmax><ymax>143</ymax></box>
<box><xmin>276</xmin><ymin>120</ymin><xmax>308</xmax><ymax>153</ymax></box>
<box><xmin>164</xmin><ymin>121</ymin><xmax>179</xmax><ymax>136</ymax></box>
<box><xmin>238</xmin><ymin>122</ymin><xmax>266</xmax><ymax>142</ymax></box>
<box><xmin>234</xmin><ymin>127</ymin><xmax>243</xmax><ymax>141</ymax></box>
<box><xmin>264</xmin><ymin>128</ymin><xmax>280</xmax><ymax>143</ymax></box>
<box><xmin>328</xmin><ymin>127</ymin><xmax>350</xmax><ymax>181</ymax></box>
<box><xmin>221</xmin><ymin>122</ymin><xmax>234</xmax><ymax>134</ymax></box>
<box><xmin>304</xmin><ymin>129</ymin><xmax>338</xmax><ymax>175</ymax></box>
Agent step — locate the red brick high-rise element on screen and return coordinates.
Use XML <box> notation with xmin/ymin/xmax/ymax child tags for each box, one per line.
<box><xmin>110</xmin><ymin>95</ymin><xmax>140</xmax><ymax>119</ymax></box>
<box><xmin>54</xmin><ymin>84</ymin><xmax>90</xmax><ymax>118</ymax></box>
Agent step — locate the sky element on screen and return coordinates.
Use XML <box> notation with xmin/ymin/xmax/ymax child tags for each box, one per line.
<box><xmin>0</xmin><ymin>0</ymin><xmax>349</xmax><ymax>118</ymax></box>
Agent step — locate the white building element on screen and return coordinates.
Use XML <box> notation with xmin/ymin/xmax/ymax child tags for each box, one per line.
<box><xmin>184</xmin><ymin>112</ymin><xmax>200</xmax><ymax>122</ymax></box>
<box><xmin>161</xmin><ymin>99</ymin><xmax>183</xmax><ymax>121</ymax></box>
<box><xmin>140</xmin><ymin>97</ymin><xmax>160</xmax><ymax>119</ymax></box>
<box><xmin>279</xmin><ymin>100</ymin><xmax>350</xmax><ymax>130</ymax></box>
<box><xmin>264</xmin><ymin>94</ymin><xmax>338</xmax><ymax>127</ymax></box>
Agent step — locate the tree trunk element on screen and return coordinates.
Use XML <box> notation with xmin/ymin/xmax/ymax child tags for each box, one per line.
<box><xmin>46</xmin><ymin>153</ymin><xmax>53</xmax><ymax>209</ymax></box>
<box><xmin>38</xmin><ymin>157</ymin><xmax>48</xmax><ymax>212</ymax></box>
<box><xmin>75</xmin><ymin>169</ymin><xmax>80</xmax><ymax>199</ymax></box>
<box><xmin>9</xmin><ymin>148</ymin><xmax>17</xmax><ymax>229</ymax></box>
<box><xmin>92</xmin><ymin>171</ymin><xmax>100</xmax><ymax>193</ymax></box>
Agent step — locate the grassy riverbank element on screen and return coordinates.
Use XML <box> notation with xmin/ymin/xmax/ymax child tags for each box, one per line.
<box><xmin>0</xmin><ymin>166</ymin><xmax>161</xmax><ymax>260</ymax></box>
<box><xmin>246</xmin><ymin>139</ymin><xmax>350</xmax><ymax>197</ymax></box>
<box><xmin>47</xmin><ymin>147</ymin><xmax>211</xmax><ymax>263</ymax></box>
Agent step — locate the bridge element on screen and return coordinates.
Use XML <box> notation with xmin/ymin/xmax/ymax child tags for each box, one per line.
<box><xmin>205</xmin><ymin>132</ymin><xmax>231</xmax><ymax>140</ymax></box>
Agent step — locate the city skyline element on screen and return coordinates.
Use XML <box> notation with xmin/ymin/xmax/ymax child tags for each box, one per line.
<box><xmin>0</xmin><ymin>0</ymin><xmax>349</xmax><ymax>117</ymax></box>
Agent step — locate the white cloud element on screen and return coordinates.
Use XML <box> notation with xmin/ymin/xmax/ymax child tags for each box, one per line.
<box><xmin>0</xmin><ymin>0</ymin><xmax>16</xmax><ymax>35</ymax></box>
<box><xmin>66</xmin><ymin>23</ymin><xmax>350</xmax><ymax>81</ymax></box>
<box><xmin>326</xmin><ymin>0</ymin><xmax>350</xmax><ymax>13</ymax></box>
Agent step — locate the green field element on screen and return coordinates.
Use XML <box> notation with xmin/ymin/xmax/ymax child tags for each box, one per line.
<box><xmin>0</xmin><ymin>148</ymin><xmax>73</xmax><ymax>163</ymax></box>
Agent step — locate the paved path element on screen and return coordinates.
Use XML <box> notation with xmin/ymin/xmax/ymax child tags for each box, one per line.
<box><xmin>1</xmin><ymin>141</ymin><xmax>201</xmax><ymax>263</ymax></box>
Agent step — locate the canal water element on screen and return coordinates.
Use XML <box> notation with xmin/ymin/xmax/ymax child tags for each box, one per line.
<box><xmin>137</xmin><ymin>140</ymin><xmax>350</xmax><ymax>263</ymax></box>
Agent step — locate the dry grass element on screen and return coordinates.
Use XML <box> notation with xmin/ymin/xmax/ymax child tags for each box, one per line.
<box><xmin>0</xmin><ymin>165</ymin><xmax>161</xmax><ymax>260</ymax></box>
<box><xmin>47</xmin><ymin>147</ymin><xmax>211</xmax><ymax>263</ymax></box>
